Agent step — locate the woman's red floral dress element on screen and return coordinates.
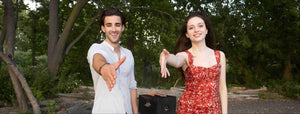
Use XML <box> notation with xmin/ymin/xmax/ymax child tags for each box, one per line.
<box><xmin>177</xmin><ymin>50</ymin><xmax>221</xmax><ymax>114</ymax></box>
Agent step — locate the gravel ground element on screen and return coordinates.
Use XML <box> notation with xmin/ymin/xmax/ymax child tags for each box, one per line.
<box><xmin>229</xmin><ymin>99</ymin><xmax>300</xmax><ymax>114</ymax></box>
<box><xmin>1</xmin><ymin>99</ymin><xmax>300</xmax><ymax>114</ymax></box>
<box><xmin>1</xmin><ymin>87</ymin><xmax>300</xmax><ymax>114</ymax></box>
<box><xmin>62</xmin><ymin>99</ymin><xmax>300</xmax><ymax>114</ymax></box>
<box><xmin>56</xmin><ymin>99</ymin><xmax>300</xmax><ymax>114</ymax></box>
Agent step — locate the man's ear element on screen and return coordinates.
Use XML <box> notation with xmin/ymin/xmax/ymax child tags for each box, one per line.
<box><xmin>101</xmin><ymin>25</ymin><xmax>105</xmax><ymax>33</ymax></box>
<box><xmin>121</xmin><ymin>25</ymin><xmax>125</xmax><ymax>32</ymax></box>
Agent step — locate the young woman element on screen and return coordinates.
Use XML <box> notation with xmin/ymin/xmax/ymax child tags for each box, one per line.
<box><xmin>159</xmin><ymin>12</ymin><xmax>227</xmax><ymax>114</ymax></box>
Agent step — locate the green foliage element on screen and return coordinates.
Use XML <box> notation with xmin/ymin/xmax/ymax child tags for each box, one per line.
<box><xmin>0</xmin><ymin>51</ymin><xmax>82</xmax><ymax>103</ymax></box>
<box><xmin>43</xmin><ymin>100</ymin><xmax>58</xmax><ymax>114</ymax></box>
<box><xmin>31</xmin><ymin>89</ymin><xmax>45</xmax><ymax>101</ymax></box>
<box><xmin>1</xmin><ymin>0</ymin><xmax>300</xmax><ymax>104</ymax></box>
<box><xmin>55</xmin><ymin>71</ymin><xmax>83</xmax><ymax>93</ymax></box>
<box><xmin>226</xmin><ymin>62</ymin><xmax>246</xmax><ymax>85</ymax></box>
<box><xmin>19</xmin><ymin>110</ymin><xmax>31</xmax><ymax>114</ymax></box>
<box><xmin>259</xmin><ymin>93</ymin><xmax>268</xmax><ymax>99</ymax></box>
<box><xmin>280</xmin><ymin>82</ymin><xmax>300</xmax><ymax>99</ymax></box>
<box><xmin>14</xmin><ymin>51</ymin><xmax>31</xmax><ymax>67</ymax></box>
<box><xmin>0</xmin><ymin>65</ymin><xmax>15</xmax><ymax>103</ymax></box>
<box><xmin>227</xmin><ymin>83</ymin><xmax>241</xmax><ymax>89</ymax></box>
<box><xmin>19</xmin><ymin>55</ymin><xmax>57</xmax><ymax>98</ymax></box>
<box><xmin>267</xmin><ymin>80</ymin><xmax>300</xmax><ymax>99</ymax></box>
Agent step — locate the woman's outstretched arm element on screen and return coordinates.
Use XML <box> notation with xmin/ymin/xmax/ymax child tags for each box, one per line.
<box><xmin>159</xmin><ymin>49</ymin><xmax>186</xmax><ymax>78</ymax></box>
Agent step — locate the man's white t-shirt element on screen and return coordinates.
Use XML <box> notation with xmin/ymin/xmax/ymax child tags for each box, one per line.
<box><xmin>87</xmin><ymin>41</ymin><xmax>137</xmax><ymax>113</ymax></box>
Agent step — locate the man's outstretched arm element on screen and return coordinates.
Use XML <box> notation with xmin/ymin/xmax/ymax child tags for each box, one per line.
<box><xmin>93</xmin><ymin>54</ymin><xmax>125</xmax><ymax>91</ymax></box>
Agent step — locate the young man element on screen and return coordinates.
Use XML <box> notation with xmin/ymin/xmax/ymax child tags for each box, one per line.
<box><xmin>87</xmin><ymin>7</ymin><xmax>138</xmax><ymax>114</ymax></box>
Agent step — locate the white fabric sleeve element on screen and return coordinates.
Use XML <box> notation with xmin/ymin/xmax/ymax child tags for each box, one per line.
<box><xmin>87</xmin><ymin>44</ymin><xmax>107</xmax><ymax>70</ymax></box>
<box><xmin>128</xmin><ymin>52</ymin><xmax>137</xmax><ymax>90</ymax></box>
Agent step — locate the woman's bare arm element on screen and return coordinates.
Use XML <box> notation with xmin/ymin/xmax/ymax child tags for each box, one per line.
<box><xmin>159</xmin><ymin>49</ymin><xmax>186</xmax><ymax>78</ymax></box>
<box><xmin>219</xmin><ymin>51</ymin><xmax>228</xmax><ymax>114</ymax></box>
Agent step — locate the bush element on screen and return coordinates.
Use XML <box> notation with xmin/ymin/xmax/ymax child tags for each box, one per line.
<box><xmin>55</xmin><ymin>72</ymin><xmax>83</xmax><ymax>93</ymax></box>
<box><xmin>282</xmin><ymin>82</ymin><xmax>300</xmax><ymax>99</ymax></box>
<box><xmin>0</xmin><ymin>65</ymin><xmax>15</xmax><ymax>104</ymax></box>
<box><xmin>21</xmin><ymin>63</ymin><xmax>57</xmax><ymax>98</ymax></box>
<box><xmin>267</xmin><ymin>80</ymin><xmax>300</xmax><ymax>99</ymax></box>
<box><xmin>0</xmin><ymin>52</ymin><xmax>84</xmax><ymax>104</ymax></box>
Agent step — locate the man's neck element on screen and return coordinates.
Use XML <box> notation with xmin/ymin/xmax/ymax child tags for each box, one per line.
<box><xmin>104</xmin><ymin>40</ymin><xmax>121</xmax><ymax>59</ymax></box>
<box><xmin>105</xmin><ymin>40</ymin><xmax>121</xmax><ymax>59</ymax></box>
<box><xmin>105</xmin><ymin>39</ymin><xmax>119</xmax><ymax>47</ymax></box>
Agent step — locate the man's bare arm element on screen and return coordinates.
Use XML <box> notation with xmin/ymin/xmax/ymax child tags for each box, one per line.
<box><xmin>130</xmin><ymin>89</ymin><xmax>138</xmax><ymax>114</ymax></box>
<box><xmin>92</xmin><ymin>54</ymin><xmax>125</xmax><ymax>91</ymax></box>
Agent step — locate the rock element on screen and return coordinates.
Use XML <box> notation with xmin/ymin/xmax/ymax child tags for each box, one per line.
<box><xmin>78</xmin><ymin>86</ymin><xmax>94</xmax><ymax>93</ymax></box>
<box><xmin>62</xmin><ymin>103</ymin><xmax>93</xmax><ymax>114</ymax></box>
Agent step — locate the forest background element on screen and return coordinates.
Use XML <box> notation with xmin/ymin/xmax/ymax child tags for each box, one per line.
<box><xmin>0</xmin><ymin>0</ymin><xmax>299</xmax><ymax>112</ymax></box>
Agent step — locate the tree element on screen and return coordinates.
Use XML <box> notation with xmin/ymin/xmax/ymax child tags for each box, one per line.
<box><xmin>118</xmin><ymin>0</ymin><xmax>182</xmax><ymax>87</ymax></box>
<box><xmin>171</xmin><ymin>0</ymin><xmax>300</xmax><ymax>88</ymax></box>
<box><xmin>48</xmin><ymin>0</ymin><xmax>89</xmax><ymax>76</ymax></box>
<box><xmin>0</xmin><ymin>0</ymin><xmax>40</xmax><ymax>113</ymax></box>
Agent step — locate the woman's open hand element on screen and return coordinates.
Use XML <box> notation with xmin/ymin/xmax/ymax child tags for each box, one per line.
<box><xmin>159</xmin><ymin>49</ymin><xmax>170</xmax><ymax>78</ymax></box>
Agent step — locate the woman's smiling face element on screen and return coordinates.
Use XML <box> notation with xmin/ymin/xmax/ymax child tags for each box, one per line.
<box><xmin>185</xmin><ymin>17</ymin><xmax>208</xmax><ymax>43</ymax></box>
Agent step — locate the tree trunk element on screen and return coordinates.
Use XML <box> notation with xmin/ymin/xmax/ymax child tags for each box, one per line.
<box><xmin>283</xmin><ymin>53</ymin><xmax>291</xmax><ymax>81</ymax></box>
<box><xmin>0</xmin><ymin>14</ymin><xmax>6</xmax><ymax>68</ymax></box>
<box><xmin>3</xmin><ymin>0</ymin><xmax>28</xmax><ymax>111</ymax></box>
<box><xmin>126</xmin><ymin>15</ymin><xmax>134</xmax><ymax>50</ymax></box>
<box><xmin>282</xmin><ymin>19</ymin><xmax>291</xmax><ymax>82</ymax></box>
<box><xmin>48</xmin><ymin>0</ymin><xmax>89</xmax><ymax>76</ymax></box>
<box><xmin>32</xmin><ymin>13</ymin><xmax>37</xmax><ymax>65</ymax></box>
<box><xmin>48</xmin><ymin>0</ymin><xmax>59</xmax><ymax>76</ymax></box>
<box><xmin>0</xmin><ymin>52</ymin><xmax>41</xmax><ymax>114</ymax></box>
<box><xmin>5</xmin><ymin>0</ymin><xmax>15</xmax><ymax>60</ymax></box>
<box><xmin>8</xmin><ymin>68</ymin><xmax>28</xmax><ymax>111</ymax></box>
<box><xmin>2</xmin><ymin>0</ymin><xmax>41</xmax><ymax>113</ymax></box>
<box><xmin>126</xmin><ymin>30</ymin><xmax>134</xmax><ymax>50</ymax></box>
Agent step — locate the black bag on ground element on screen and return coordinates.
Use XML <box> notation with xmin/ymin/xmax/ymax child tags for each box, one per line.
<box><xmin>138</xmin><ymin>94</ymin><xmax>176</xmax><ymax>114</ymax></box>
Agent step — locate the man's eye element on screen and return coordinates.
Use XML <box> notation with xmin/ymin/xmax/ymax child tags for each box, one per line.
<box><xmin>116</xmin><ymin>24</ymin><xmax>121</xmax><ymax>27</ymax></box>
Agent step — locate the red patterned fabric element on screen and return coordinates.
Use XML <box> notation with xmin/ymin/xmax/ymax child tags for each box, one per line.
<box><xmin>177</xmin><ymin>50</ymin><xmax>221</xmax><ymax>114</ymax></box>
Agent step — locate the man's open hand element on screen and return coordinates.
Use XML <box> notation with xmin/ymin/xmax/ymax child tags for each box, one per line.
<box><xmin>101</xmin><ymin>57</ymin><xmax>126</xmax><ymax>91</ymax></box>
